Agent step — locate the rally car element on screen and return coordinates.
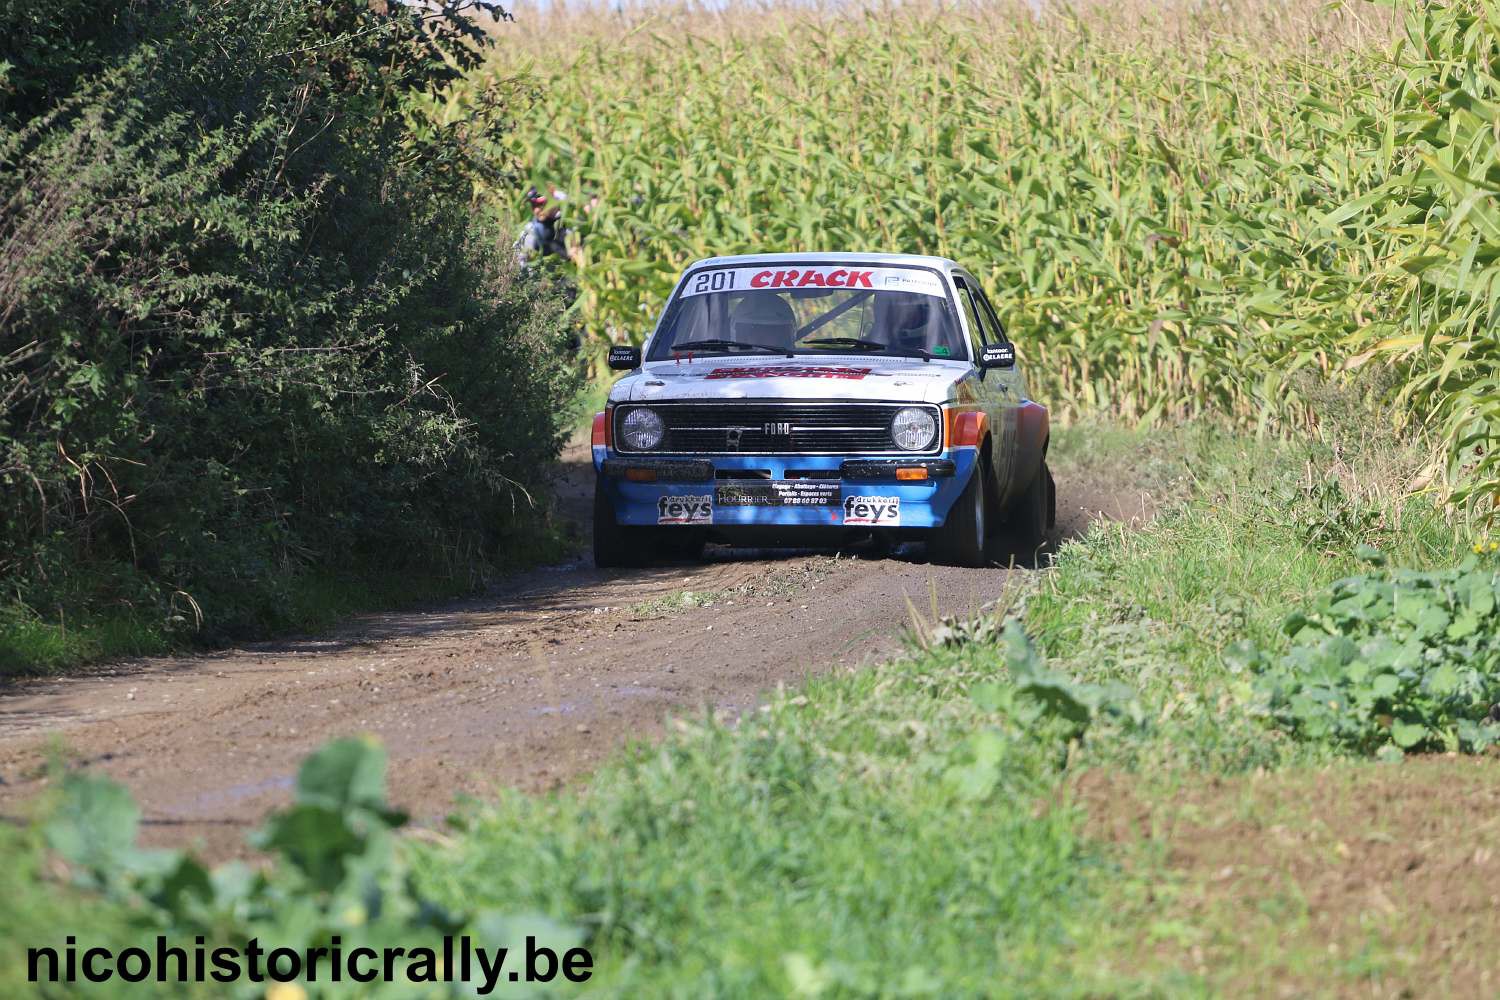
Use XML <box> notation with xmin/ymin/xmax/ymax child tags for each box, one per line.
<box><xmin>590</xmin><ymin>253</ymin><xmax>1054</xmax><ymax>568</ymax></box>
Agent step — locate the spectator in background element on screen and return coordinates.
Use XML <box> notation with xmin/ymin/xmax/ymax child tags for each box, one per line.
<box><xmin>515</xmin><ymin>186</ymin><xmax>574</xmax><ymax>266</ymax></box>
<box><xmin>515</xmin><ymin>185</ymin><xmax>585</xmax><ymax>352</ymax></box>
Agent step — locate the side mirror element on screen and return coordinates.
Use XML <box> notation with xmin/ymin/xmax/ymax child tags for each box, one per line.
<box><xmin>978</xmin><ymin>342</ymin><xmax>1015</xmax><ymax>369</ymax></box>
<box><xmin>607</xmin><ymin>345</ymin><xmax>642</xmax><ymax>371</ymax></box>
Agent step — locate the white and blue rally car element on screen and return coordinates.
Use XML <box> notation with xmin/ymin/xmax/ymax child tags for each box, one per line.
<box><xmin>591</xmin><ymin>253</ymin><xmax>1054</xmax><ymax>567</ymax></box>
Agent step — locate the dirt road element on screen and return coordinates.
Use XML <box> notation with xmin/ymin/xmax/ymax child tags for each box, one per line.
<box><xmin>0</xmin><ymin>435</ymin><xmax>1148</xmax><ymax>857</ymax></box>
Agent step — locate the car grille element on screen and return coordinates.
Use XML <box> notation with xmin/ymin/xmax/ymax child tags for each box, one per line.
<box><xmin>615</xmin><ymin>403</ymin><xmax>940</xmax><ymax>455</ymax></box>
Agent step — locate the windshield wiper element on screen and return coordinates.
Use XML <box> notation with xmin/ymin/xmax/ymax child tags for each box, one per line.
<box><xmin>673</xmin><ymin>338</ymin><xmax>793</xmax><ymax>357</ymax></box>
<box><xmin>801</xmin><ymin>337</ymin><xmax>933</xmax><ymax>362</ymax></box>
<box><xmin>801</xmin><ymin>337</ymin><xmax>889</xmax><ymax>352</ymax></box>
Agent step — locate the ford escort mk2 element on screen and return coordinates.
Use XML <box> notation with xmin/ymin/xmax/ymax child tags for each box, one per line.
<box><xmin>591</xmin><ymin>253</ymin><xmax>1053</xmax><ymax>567</ymax></box>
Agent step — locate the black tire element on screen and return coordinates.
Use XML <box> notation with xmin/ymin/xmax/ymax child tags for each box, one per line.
<box><xmin>593</xmin><ymin>480</ymin><xmax>654</xmax><ymax>568</ymax></box>
<box><xmin>1000</xmin><ymin>460</ymin><xmax>1054</xmax><ymax>561</ymax></box>
<box><xmin>929</xmin><ymin>462</ymin><xmax>989</xmax><ymax>567</ymax></box>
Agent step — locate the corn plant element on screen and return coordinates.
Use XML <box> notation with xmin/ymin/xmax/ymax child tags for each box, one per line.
<box><xmin>1333</xmin><ymin>1</ymin><xmax>1500</xmax><ymax>519</ymax></box>
<box><xmin>469</xmin><ymin>0</ymin><xmax>1500</xmax><ymax>516</ymax></box>
<box><xmin>476</xmin><ymin>2</ymin><xmax>1388</xmax><ymax>417</ymax></box>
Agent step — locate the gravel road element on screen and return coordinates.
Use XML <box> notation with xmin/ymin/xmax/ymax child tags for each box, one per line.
<box><xmin>0</xmin><ymin>433</ymin><xmax>1149</xmax><ymax>858</ymax></box>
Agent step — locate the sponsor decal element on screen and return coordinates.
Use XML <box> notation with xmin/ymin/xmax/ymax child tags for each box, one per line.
<box><xmin>705</xmin><ymin>365</ymin><xmax>873</xmax><ymax>381</ymax></box>
<box><xmin>716</xmin><ymin>482</ymin><xmax>841</xmax><ymax>507</ymax></box>
<box><xmin>881</xmin><ymin>272</ymin><xmax>946</xmax><ymax>294</ymax></box>
<box><xmin>679</xmin><ymin>266</ymin><xmax>946</xmax><ymax>298</ymax></box>
<box><xmin>606</xmin><ymin>344</ymin><xmax>640</xmax><ymax>369</ymax></box>
<box><xmin>750</xmin><ymin>268</ymin><xmax>872</xmax><ymax>289</ymax></box>
<box><xmin>843</xmin><ymin>495</ymin><xmax>901</xmax><ymax>526</ymax></box>
<box><xmin>657</xmin><ymin>494</ymin><xmax>712</xmax><ymax>525</ymax></box>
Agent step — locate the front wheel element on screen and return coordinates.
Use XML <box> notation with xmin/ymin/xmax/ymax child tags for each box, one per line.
<box><xmin>929</xmin><ymin>463</ymin><xmax>989</xmax><ymax>567</ymax></box>
<box><xmin>999</xmin><ymin>460</ymin><xmax>1055</xmax><ymax>562</ymax></box>
<box><xmin>593</xmin><ymin>480</ymin><xmax>654</xmax><ymax>568</ymax></box>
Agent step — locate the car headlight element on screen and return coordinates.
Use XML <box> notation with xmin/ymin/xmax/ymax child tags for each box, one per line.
<box><xmin>620</xmin><ymin>407</ymin><xmax>665</xmax><ymax>451</ymax></box>
<box><xmin>891</xmin><ymin>407</ymin><xmax>938</xmax><ymax>452</ymax></box>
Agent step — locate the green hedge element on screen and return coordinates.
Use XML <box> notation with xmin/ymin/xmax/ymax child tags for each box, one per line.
<box><xmin>0</xmin><ymin>0</ymin><xmax>581</xmax><ymax>663</ymax></box>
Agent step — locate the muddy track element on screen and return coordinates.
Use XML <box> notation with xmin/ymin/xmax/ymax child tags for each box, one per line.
<box><xmin>0</xmin><ymin>434</ymin><xmax>1150</xmax><ymax>858</ymax></box>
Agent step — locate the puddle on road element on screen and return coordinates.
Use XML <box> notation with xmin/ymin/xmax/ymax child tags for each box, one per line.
<box><xmin>528</xmin><ymin>701</ymin><xmax>582</xmax><ymax>717</ymax></box>
<box><xmin>0</xmin><ymin>706</ymin><xmax>87</xmax><ymax>736</ymax></box>
<box><xmin>186</xmin><ymin>774</ymin><xmax>294</xmax><ymax>815</ymax></box>
<box><xmin>614</xmin><ymin>684</ymin><xmax>672</xmax><ymax>700</ymax></box>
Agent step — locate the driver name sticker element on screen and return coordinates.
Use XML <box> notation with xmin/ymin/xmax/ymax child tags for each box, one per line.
<box><xmin>705</xmin><ymin>365</ymin><xmax>873</xmax><ymax>381</ymax></box>
<box><xmin>658</xmin><ymin>494</ymin><xmax>713</xmax><ymax>525</ymax></box>
<box><xmin>843</xmin><ymin>495</ymin><xmax>901</xmax><ymax>526</ymax></box>
<box><xmin>680</xmin><ymin>266</ymin><xmax>947</xmax><ymax>298</ymax></box>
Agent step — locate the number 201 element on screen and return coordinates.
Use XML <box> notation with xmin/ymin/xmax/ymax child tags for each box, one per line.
<box><xmin>693</xmin><ymin>271</ymin><xmax>736</xmax><ymax>293</ymax></box>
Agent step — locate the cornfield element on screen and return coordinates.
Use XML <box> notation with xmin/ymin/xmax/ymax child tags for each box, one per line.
<box><xmin>464</xmin><ymin>0</ymin><xmax>1500</xmax><ymax>517</ymax></box>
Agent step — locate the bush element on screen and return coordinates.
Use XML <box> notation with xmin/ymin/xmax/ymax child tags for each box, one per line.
<box><xmin>1246</xmin><ymin>551</ymin><xmax>1500</xmax><ymax>758</ymax></box>
<box><xmin>0</xmin><ymin>0</ymin><xmax>581</xmax><ymax>662</ymax></box>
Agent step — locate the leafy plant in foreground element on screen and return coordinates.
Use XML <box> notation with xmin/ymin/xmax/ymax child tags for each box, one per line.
<box><xmin>1244</xmin><ymin>551</ymin><xmax>1500</xmax><ymax>758</ymax></box>
<box><xmin>1281</xmin><ymin>477</ymin><xmax>1392</xmax><ymax>556</ymax></box>
<box><xmin>941</xmin><ymin>621</ymin><xmax>1145</xmax><ymax>801</ymax></box>
<box><xmin>39</xmin><ymin>738</ymin><xmax>577</xmax><ymax>997</ymax></box>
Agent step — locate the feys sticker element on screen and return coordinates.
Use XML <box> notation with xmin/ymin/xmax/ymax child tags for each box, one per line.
<box><xmin>843</xmin><ymin>495</ymin><xmax>901</xmax><ymax>526</ymax></box>
<box><xmin>658</xmin><ymin>494</ymin><xmax>713</xmax><ymax>525</ymax></box>
<box><xmin>705</xmin><ymin>366</ymin><xmax>873</xmax><ymax>381</ymax></box>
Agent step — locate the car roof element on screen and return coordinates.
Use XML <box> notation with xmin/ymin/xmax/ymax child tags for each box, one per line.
<box><xmin>685</xmin><ymin>251</ymin><xmax>961</xmax><ymax>272</ymax></box>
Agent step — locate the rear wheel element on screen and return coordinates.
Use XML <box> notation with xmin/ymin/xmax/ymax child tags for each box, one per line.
<box><xmin>1000</xmin><ymin>460</ymin><xmax>1054</xmax><ymax>561</ymax></box>
<box><xmin>929</xmin><ymin>461</ymin><xmax>990</xmax><ymax>567</ymax></box>
<box><xmin>593</xmin><ymin>480</ymin><xmax>654</xmax><ymax>568</ymax></box>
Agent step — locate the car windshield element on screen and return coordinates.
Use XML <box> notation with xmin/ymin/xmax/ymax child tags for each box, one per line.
<box><xmin>647</xmin><ymin>264</ymin><xmax>966</xmax><ymax>361</ymax></box>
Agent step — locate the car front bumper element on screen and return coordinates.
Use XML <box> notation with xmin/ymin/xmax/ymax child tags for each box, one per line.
<box><xmin>593</xmin><ymin>449</ymin><xmax>979</xmax><ymax>530</ymax></box>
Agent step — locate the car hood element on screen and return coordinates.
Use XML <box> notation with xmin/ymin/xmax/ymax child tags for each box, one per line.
<box><xmin>614</xmin><ymin>355</ymin><xmax>968</xmax><ymax>405</ymax></box>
